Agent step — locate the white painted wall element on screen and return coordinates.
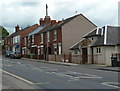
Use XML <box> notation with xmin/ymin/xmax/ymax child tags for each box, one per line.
<box><xmin>93</xmin><ymin>46</ymin><xmax>119</xmax><ymax>66</ymax></box>
<box><xmin>93</xmin><ymin>47</ymin><xmax>106</xmax><ymax>65</ymax></box>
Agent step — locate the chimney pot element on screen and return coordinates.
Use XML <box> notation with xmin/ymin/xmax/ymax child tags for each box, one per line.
<box><xmin>15</xmin><ymin>25</ymin><xmax>19</xmax><ymax>32</ymax></box>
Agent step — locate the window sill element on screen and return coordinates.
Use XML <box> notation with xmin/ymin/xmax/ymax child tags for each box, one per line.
<box><xmin>97</xmin><ymin>53</ymin><xmax>101</xmax><ymax>55</ymax></box>
<box><xmin>53</xmin><ymin>39</ymin><xmax>57</xmax><ymax>41</ymax></box>
<box><xmin>40</xmin><ymin>42</ymin><xmax>44</xmax><ymax>44</ymax></box>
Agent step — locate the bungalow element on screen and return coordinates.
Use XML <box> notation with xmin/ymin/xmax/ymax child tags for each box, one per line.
<box><xmin>70</xmin><ymin>26</ymin><xmax>120</xmax><ymax>66</ymax></box>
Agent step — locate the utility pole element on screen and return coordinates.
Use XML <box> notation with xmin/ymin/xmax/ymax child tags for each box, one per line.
<box><xmin>46</xmin><ymin>4</ymin><xmax>49</xmax><ymax>61</ymax></box>
<box><xmin>46</xmin><ymin>4</ymin><xmax>48</xmax><ymax>16</ymax></box>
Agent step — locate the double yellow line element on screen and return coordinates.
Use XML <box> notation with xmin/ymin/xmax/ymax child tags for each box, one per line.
<box><xmin>1</xmin><ymin>69</ymin><xmax>49</xmax><ymax>85</ymax></box>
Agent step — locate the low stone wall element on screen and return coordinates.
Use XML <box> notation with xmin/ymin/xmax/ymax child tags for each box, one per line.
<box><xmin>49</xmin><ymin>55</ymin><xmax>63</xmax><ymax>62</ymax></box>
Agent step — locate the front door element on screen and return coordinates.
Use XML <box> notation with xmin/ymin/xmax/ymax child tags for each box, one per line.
<box><xmin>82</xmin><ymin>48</ymin><xmax>88</xmax><ymax>64</ymax></box>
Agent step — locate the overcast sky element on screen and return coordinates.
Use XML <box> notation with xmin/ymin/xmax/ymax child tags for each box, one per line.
<box><xmin>0</xmin><ymin>0</ymin><xmax>119</xmax><ymax>34</ymax></box>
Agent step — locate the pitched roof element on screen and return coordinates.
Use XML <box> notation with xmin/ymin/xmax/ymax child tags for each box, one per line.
<box><xmin>49</xmin><ymin>14</ymin><xmax>97</xmax><ymax>31</ymax></box>
<box><xmin>92</xmin><ymin>26</ymin><xmax>120</xmax><ymax>46</ymax></box>
<box><xmin>27</xmin><ymin>24</ymin><xmax>48</xmax><ymax>36</ymax></box>
<box><xmin>8</xmin><ymin>26</ymin><xmax>30</xmax><ymax>38</ymax></box>
<box><xmin>69</xmin><ymin>42</ymin><xmax>79</xmax><ymax>50</ymax></box>
<box><xmin>83</xmin><ymin>28</ymin><xmax>102</xmax><ymax>38</ymax></box>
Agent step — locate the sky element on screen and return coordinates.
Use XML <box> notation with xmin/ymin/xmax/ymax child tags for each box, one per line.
<box><xmin>0</xmin><ymin>0</ymin><xmax>120</xmax><ymax>34</ymax></box>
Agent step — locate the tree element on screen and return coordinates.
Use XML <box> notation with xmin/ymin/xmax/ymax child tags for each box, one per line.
<box><xmin>0</xmin><ymin>25</ymin><xmax>9</xmax><ymax>38</ymax></box>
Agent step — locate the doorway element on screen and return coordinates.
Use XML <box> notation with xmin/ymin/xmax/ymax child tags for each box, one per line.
<box><xmin>82</xmin><ymin>48</ymin><xmax>88</xmax><ymax>64</ymax></box>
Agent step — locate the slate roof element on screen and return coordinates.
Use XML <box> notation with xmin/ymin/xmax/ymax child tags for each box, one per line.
<box><xmin>27</xmin><ymin>24</ymin><xmax>48</xmax><ymax>36</ymax></box>
<box><xmin>92</xmin><ymin>26</ymin><xmax>120</xmax><ymax>46</ymax></box>
<box><xmin>49</xmin><ymin>14</ymin><xmax>97</xmax><ymax>31</ymax></box>
<box><xmin>69</xmin><ymin>42</ymin><xmax>79</xmax><ymax>50</ymax></box>
<box><xmin>8</xmin><ymin>26</ymin><xmax>30</xmax><ymax>38</ymax></box>
<box><xmin>83</xmin><ymin>28</ymin><xmax>102</xmax><ymax>38</ymax></box>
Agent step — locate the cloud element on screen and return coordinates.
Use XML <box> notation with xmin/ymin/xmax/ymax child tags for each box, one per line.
<box><xmin>0</xmin><ymin>0</ymin><xmax>119</xmax><ymax>34</ymax></box>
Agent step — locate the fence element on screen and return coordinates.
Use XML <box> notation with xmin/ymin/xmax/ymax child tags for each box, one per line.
<box><xmin>49</xmin><ymin>54</ymin><xmax>98</xmax><ymax>64</ymax></box>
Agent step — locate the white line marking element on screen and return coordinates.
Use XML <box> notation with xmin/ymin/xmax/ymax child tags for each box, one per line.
<box><xmin>102</xmin><ymin>82</ymin><xmax>120</xmax><ymax>88</ymax></box>
<box><xmin>1</xmin><ymin>69</ymin><xmax>33</xmax><ymax>84</ymax></box>
<box><xmin>1</xmin><ymin>69</ymin><xmax>49</xmax><ymax>85</ymax></box>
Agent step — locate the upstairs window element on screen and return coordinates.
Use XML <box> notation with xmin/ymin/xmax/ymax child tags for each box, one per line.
<box><xmin>17</xmin><ymin>35</ymin><xmax>20</xmax><ymax>43</ymax></box>
<box><xmin>24</xmin><ymin>37</ymin><xmax>26</xmax><ymax>45</ymax></box>
<box><xmin>40</xmin><ymin>33</ymin><xmax>44</xmax><ymax>44</ymax></box>
<box><xmin>32</xmin><ymin>35</ymin><xmax>34</xmax><ymax>44</ymax></box>
<box><xmin>28</xmin><ymin>36</ymin><xmax>30</xmax><ymax>45</ymax></box>
<box><xmin>47</xmin><ymin>31</ymin><xmax>50</xmax><ymax>42</ymax></box>
<box><xmin>53</xmin><ymin>30</ymin><xmax>57</xmax><ymax>41</ymax></box>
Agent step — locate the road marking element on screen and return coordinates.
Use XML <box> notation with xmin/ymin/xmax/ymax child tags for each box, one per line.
<box><xmin>46</xmin><ymin>72</ymin><xmax>52</xmax><ymax>74</ymax></box>
<box><xmin>3</xmin><ymin>64</ymin><xmax>12</xmax><ymax>67</ymax></box>
<box><xmin>1</xmin><ymin>69</ymin><xmax>49</xmax><ymax>85</ymax></box>
<box><xmin>102</xmin><ymin>82</ymin><xmax>120</xmax><ymax>88</ymax></box>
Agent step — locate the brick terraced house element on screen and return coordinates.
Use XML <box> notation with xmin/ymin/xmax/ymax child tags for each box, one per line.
<box><xmin>21</xmin><ymin>14</ymin><xmax>97</xmax><ymax>61</ymax></box>
<box><xmin>5</xmin><ymin>24</ymin><xmax>38</xmax><ymax>54</ymax></box>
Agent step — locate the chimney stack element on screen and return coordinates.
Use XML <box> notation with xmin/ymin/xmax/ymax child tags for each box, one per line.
<box><xmin>58</xmin><ymin>21</ymin><xmax>62</xmax><ymax>24</ymax></box>
<box><xmin>51</xmin><ymin>20</ymin><xmax>56</xmax><ymax>26</ymax></box>
<box><xmin>44</xmin><ymin>16</ymin><xmax>51</xmax><ymax>23</ymax></box>
<box><xmin>15</xmin><ymin>25</ymin><xmax>19</xmax><ymax>32</ymax></box>
<box><xmin>39</xmin><ymin>18</ymin><xmax>45</xmax><ymax>25</ymax></box>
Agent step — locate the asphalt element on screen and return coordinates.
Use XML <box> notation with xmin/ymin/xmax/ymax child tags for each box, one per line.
<box><xmin>2</xmin><ymin>57</ymin><xmax>120</xmax><ymax>90</ymax></box>
<box><xmin>21</xmin><ymin>58</ymin><xmax>120</xmax><ymax>72</ymax></box>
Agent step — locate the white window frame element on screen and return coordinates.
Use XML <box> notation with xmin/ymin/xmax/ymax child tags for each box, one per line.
<box><xmin>40</xmin><ymin>33</ymin><xmax>44</xmax><ymax>44</ymax></box>
<box><xmin>53</xmin><ymin>43</ymin><xmax>57</xmax><ymax>55</ymax></box>
<box><xmin>47</xmin><ymin>31</ymin><xmax>50</xmax><ymax>42</ymax></box>
<box><xmin>32</xmin><ymin>35</ymin><xmax>34</xmax><ymax>44</ymax></box>
<box><xmin>24</xmin><ymin>37</ymin><xmax>26</xmax><ymax>45</ymax></box>
<box><xmin>28</xmin><ymin>36</ymin><xmax>30</xmax><ymax>45</ymax></box>
<box><xmin>97</xmin><ymin>47</ymin><xmax>101</xmax><ymax>54</ymax></box>
<box><xmin>58</xmin><ymin>43</ymin><xmax>61</xmax><ymax>55</ymax></box>
<box><xmin>38</xmin><ymin>48</ymin><xmax>40</xmax><ymax>55</ymax></box>
<box><xmin>74</xmin><ymin>49</ymin><xmax>78</xmax><ymax>55</ymax></box>
<box><xmin>17</xmin><ymin>35</ymin><xmax>20</xmax><ymax>43</ymax></box>
<box><xmin>53</xmin><ymin>30</ymin><xmax>57</xmax><ymax>41</ymax></box>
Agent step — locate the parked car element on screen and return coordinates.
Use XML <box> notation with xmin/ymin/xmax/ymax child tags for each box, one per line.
<box><xmin>10</xmin><ymin>51</ymin><xmax>21</xmax><ymax>59</ymax></box>
<box><xmin>5</xmin><ymin>51</ymin><xmax>13</xmax><ymax>58</ymax></box>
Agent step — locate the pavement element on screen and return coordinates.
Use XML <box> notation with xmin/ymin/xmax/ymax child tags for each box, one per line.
<box><xmin>2</xmin><ymin>72</ymin><xmax>39</xmax><ymax>90</ymax></box>
<box><xmin>21</xmin><ymin>58</ymin><xmax>120</xmax><ymax>72</ymax></box>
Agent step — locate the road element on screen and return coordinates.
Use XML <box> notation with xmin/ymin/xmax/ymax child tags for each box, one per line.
<box><xmin>1</xmin><ymin>57</ymin><xmax>120</xmax><ymax>90</ymax></box>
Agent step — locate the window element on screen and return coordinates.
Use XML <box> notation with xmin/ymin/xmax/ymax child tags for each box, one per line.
<box><xmin>74</xmin><ymin>50</ymin><xmax>78</xmax><ymax>54</ymax></box>
<box><xmin>13</xmin><ymin>37</ymin><xmax>15</xmax><ymax>44</ymax></box>
<box><xmin>24</xmin><ymin>37</ymin><xmax>26</xmax><ymax>45</ymax></box>
<box><xmin>58</xmin><ymin>43</ymin><xmax>62</xmax><ymax>55</ymax></box>
<box><xmin>22</xmin><ymin>49</ymin><xmax>26</xmax><ymax>54</ymax></box>
<box><xmin>53</xmin><ymin>30</ymin><xmax>57</xmax><ymax>41</ymax></box>
<box><xmin>47</xmin><ymin>31</ymin><xmax>50</xmax><ymax>42</ymax></box>
<box><xmin>28</xmin><ymin>36</ymin><xmax>30</xmax><ymax>45</ymax></box>
<box><xmin>53</xmin><ymin>44</ymin><xmax>57</xmax><ymax>55</ymax></box>
<box><xmin>40</xmin><ymin>46</ymin><xmax>44</xmax><ymax>55</ymax></box>
<box><xmin>97</xmin><ymin>47</ymin><xmax>101</xmax><ymax>54</ymax></box>
<box><xmin>40</xmin><ymin>33</ymin><xmax>44</xmax><ymax>44</ymax></box>
<box><xmin>32</xmin><ymin>35</ymin><xmax>34</xmax><ymax>44</ymax></box>
<box><xmin>38</xmin><ymin>48</ymin><xmax>40</xmax><ymax>55</ymax></box>
<box><xmin>17</xmin><ymin>35</ymin><xmax>20</xmax><ymax>43</ymax></box>
<box><xmin>11</xmin><ymin>38</ymin><xmax>13</xmax><ymax>44</ymax></box>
